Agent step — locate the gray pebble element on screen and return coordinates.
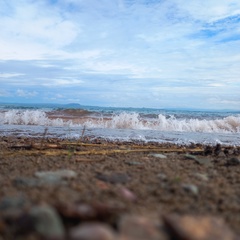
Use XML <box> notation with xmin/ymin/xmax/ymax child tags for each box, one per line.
<box><xmin>0</xmin><ymin>195</ymin><xmax>27</xmax><ymax>210</ymax></box>
<box><xmin>227</xmin><ymin>157</ymin><xmax>240</xmax><ymax>166</ymax></box>
<box><xmin>149</xmin><ymin>154</ymin><xmax>167</xmax><ymax>159</ymax></box>
<box><xmin>30</xmin><ymin>205</ymin><xmax>65</xmax><ymax>239</ymax></box>
<box><xmin>218</xmin><ymin>152</ymin><xmax>226</xmax><ymax>158</ymax></box>
<box><xmin>157</xmin><ymin>173</ymin><xmax>167</xmax><ymax>181</ymax></box>
<box><xmin>125</xmin><ymin>161</ymin><xmax>143</xmax><ymax>166</ymax></box>
<box><xmin>182</xmin><ymin>184</ymin><xmax>199</xmax><ymax>195</ymax></box>
<box><xmin>185</xmin><ymin>154</ymin><xmax>212</xmax><ymax>166</ymax></box>
<box><xmin>35</xmin><ymin>169</ymin><xmax>77</xmax><ymax>180</ymax></box>
<box><xmin>193</xmin><ymin>173</ymin><xmax>209</xmax><ymax>182</ymax></box>
<box><xmin>13</xmin><ymin>176</ymin><xmax>67</xmax><ymax>187</ymax></box>
<box><xmin>70</xmin><ymin>223</ymin><xmax>115</xmax><ymax>240</ymax></box>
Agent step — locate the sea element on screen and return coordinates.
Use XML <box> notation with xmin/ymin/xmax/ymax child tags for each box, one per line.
<box><xmin>0</xmin><ymin>103</ymin><xmax>240</xmax><ymax>146</ymax></box>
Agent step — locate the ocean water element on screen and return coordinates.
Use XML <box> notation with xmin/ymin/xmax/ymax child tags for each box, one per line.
<box><xmin>0</xmin><ymin>103</ymin><xmax>240</xmax><ymax>146</ymax></box>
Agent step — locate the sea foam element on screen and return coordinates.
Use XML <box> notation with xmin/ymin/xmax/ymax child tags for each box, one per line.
<box><xmin>0</xmin><ymin>110</ymin><xmax>72</xmax><ymax>126</ymax></box>
<box><xmin>0</xmin><ymin>110</ymin><xmax>240</xmax><ymax>133</ymax></box>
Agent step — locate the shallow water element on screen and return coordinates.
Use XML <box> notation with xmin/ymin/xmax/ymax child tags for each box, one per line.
<box><xmin>1</xmin><ymin>124</ymin><xmax>239</xmax><ymax>146</ymax></box>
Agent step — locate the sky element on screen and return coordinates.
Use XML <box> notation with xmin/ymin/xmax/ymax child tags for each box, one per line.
<box><xmin>0</xmin><ymin>0</ymin><xmax>240</xmax><ymax>110</ymax></box>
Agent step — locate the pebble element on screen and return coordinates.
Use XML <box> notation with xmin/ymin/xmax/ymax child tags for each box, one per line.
<box><xmin>185</xmin><ymin>154</ymin><xmax>212</xmax><ymax>166</ymax></box>
<box><xmin>13</xmin><ymin>177</ymin><xmax>39</xmax><ymax>187</ymax></box>
<box><xmin>218</xmin><ymin>152</ymin><xmax>226</xmax><ymax>158</ymax></box>
<box><xmin>226</xmin><ymin>157</ymin><xmax>240</xmax><ymax>166</ymax></box>
<box><xmin>0</xmin><ymin>195</ymin><xmax>27</xmax><ymax>210</ymax></box>
<box><xmin>163</xmin><ymin>214</ymin><xmax>237</xmax><ymax>240</ymax></box>
<box><xmin>204</xmin><ymin>146</ymin><xmax>213</xmax><ymax>155</ymax></box>
<box><xmin>56</xmin><ymin>202</ymin><xmax>124</xmax><ymax>222</ymax></box>
<box><xmin>13</xmin><ymin>176</ymin><xmax>68</xmax><ymax>187</ymax></box>
<box><xmin>30</xmin><ymin>205</ymin><xmax>65</xmax><ymax>239</ymax></box>
<box><xmin>193</xmin><ymin>173</ymin><xmax>209</xmax><ymax>182</ymax></box>
<box><xmin>125</xmin><ymin>161</ymin><xmax>143</xmax><ymax>166</ymax></box>
<box><xmin>149</xmin><ymin>153</ymin><xmax>167</xmax><ymax>159</ymax></box>
<box><xmin>96</xmin><ymin>172</ymin><xmax>131</xmax><ymax>184</ymax></box>
<box><xmin>185</xmin><ymin>154</ymin><xmax>198</xmax><ymax>160</ymax></box>
<box><xmin>157</xmin><ymin>173</ymin><xmax>167</xmax><ymax>181</ymax></box>
<box><xmin>119</xmin><ymin>215</ymin><xmax>163</xmax><ymax>240</ymax></box>
<box><xmin>69</xmin><ymin>223</ymin><xmax>116</xmax><ymax>240</ymax></box>
<box><xmin>214</xmin><ymin>144</ymin><xmax>222</xmax><ymax>156</ymax></box>
<box><xmin>35</xmin><ymin>169</ymin><xmax>77</xmax><ymax>180</ymax></box>
<box><xmin>228</xmin><ymin>149</ymin><xmax>235</xmax><ymax>155</ymax></box>
<box><xmin>0</xmin><ymin>195</ymin><xmax>29</xmax><ymax>218</ymax></box>
<box><xmin>182</xmin><ymin>184</ymin><xmax>199</xmax><ymax>195</ymax></box>
<box><xmin>117</xmin><ymin>187</ymin><xmax>137</xmax><ymax>202</ymax></box>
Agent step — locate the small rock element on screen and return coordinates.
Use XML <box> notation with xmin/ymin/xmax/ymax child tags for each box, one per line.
<box><xmin>185</xmin><ymin>154</ymin><xmax>197</xmax><ymax>160</ymax></box>
<box><xmin>119</xmin><ymin>215</ymin><xmax>164</xmax><ymax>240</ymax></box>
<box><xmin>226</xmin><ymin>157</ymin><xmax>240</xmax><ymax>166</ymax></box>
<box><xmin>0</xmin><ymin>195</ymin><xmax>27</xmax><ymax>210</ymax></box>
<box><xmin>56</xmin><ymin>203</ymin><xmax>97</xmax><ymax>220</ymax></box>
<box><xmin>185</xmin><ymin>154</ymin><xmax>212</xmax><ymax>166</ymax></box>
<box><xmin>125</xmin><ymin>161</ymin><xmax>143</xmax><ymax>166</ymax></box>
<box><xmin>214</xmin><ymin>144</ymin><xmax>222</xmax><ymax>155</ymax></box>
<box><xmin>182</xmin><ymin>184</ymin><xmax>198</xmax><ymax>195</ymax></box>
<box><xmin>163</xmin><ymin>215</ymin><xmax>237</xmax><ymax>240</ymax></box>
<box><xmin>69</xmin><ymin>223</ymin><xmax>116</xmax><ymax>240</ymax></box>
<box><xmin>35</xmin><ymin>169</ymin><xmax>77</xmax><ymax>180</ymax></box>
<box><xmin>218</xmin><ymin>152</ymin><xmax>226</xmax><ymax>158</ymax></box>
<box><xmin>193</xmin><ymin>173</ymin><xmax>209</xmax><ymax>182</ymax></box>
<box><xmin>0</xmin><ymin>140</ymin><xmax>8</xmax><ymax>146</ymax></box>
<box><xmin>56</xmin><ymin>202</ymin><xmax>124</xmax><ymax>222</ymax></box>
<box><xmin>204</xmin><ymin>146</ymin><xmax>213</xmax><ymax>155</ymax></box>
<box><xmin>149</xmin><ymin>153</ymin><xmax>167</xmax><ymax>159</ymax></box>
<box><xmin>228</xmin><ymin>149</ymin><xmax>235</xmax><ymax>155</ymax></box>
<box><xmin>13</xmin><ymin>177</ymin><xmax>40</xmax><ymax>187</ymax></box>
<box><xmin>30</xmin><ymin>205</ymin><xmax>65</xmax><ymax>239</ymax></box>
<box><xmin>0</xmin><ymin>195</ymin><xmax>29</xmax><ymax>219</ymax></box>
<box><xmin>157</xmin><ymin>173</ymin><xmax>167</xmax><ymax>181</ymax></box>
<box><xmin>96</xmin><ymin>172</ymin><xmax>131</xmax><ymax>184</ymax></box>
<box><xmin>13</xmin><ymin>176</ymin><xmax>67</xmax><ymax>187</ymax></box>
<box><xmin>117</xmin><ymin>187</ymin><xmax>137</xmax><ymax>202</ymax></box>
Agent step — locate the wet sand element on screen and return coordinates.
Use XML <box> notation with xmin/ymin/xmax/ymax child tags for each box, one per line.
<box><xmin>0</xmin><ymin>136</ymin><xmax>240</xmax><ymax>239</ymax></box>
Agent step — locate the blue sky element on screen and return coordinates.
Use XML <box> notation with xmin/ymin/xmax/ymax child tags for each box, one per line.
<box><xmin>0</xmin><ymin>0</ymin><xmax>240</xmax><ymax>110</ymax></box>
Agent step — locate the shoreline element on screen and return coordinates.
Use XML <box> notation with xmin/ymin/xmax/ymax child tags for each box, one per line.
<box><xmin>1</xmin><ymin>136</ymin><xmax>240</xmax><ymax>239</ymax></box>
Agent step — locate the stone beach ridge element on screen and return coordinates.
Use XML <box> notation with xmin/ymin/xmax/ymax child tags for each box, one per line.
<box><xmin>0</xmin><ymin>136</ymin><xmax>240</xmax><ymax>239</ymax></box>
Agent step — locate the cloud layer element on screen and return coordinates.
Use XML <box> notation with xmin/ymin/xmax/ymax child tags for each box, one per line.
<box><xmin>0</xmin><ymin>0</ymin><xmax>240</xmax><ymax>109</ymax></box>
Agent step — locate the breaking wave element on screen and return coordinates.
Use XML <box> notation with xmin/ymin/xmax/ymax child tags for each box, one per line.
<box><xmin>0</xmin><ymin>110</ymin><xmax>72</xmax><ymax>127</ymax></box>
<box><xmin>0</xmin><ymin>110</ymin><xmax>240</xmax><ymax>133</ymax></box>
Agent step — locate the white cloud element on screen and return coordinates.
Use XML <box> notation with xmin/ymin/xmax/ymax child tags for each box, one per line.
<box><xmin>172</xmin><ymin>0</ymin><xmax>240</xmax><ymax>22</ymax></box>
<box><xmin>37</xmin><ymin>77</ymin><xmax>84</xmax><ymax>87</ymax></box>
<box><xmin>208</xmin><ymin>83</ymin><xmax>226</xmax><ymax>87</ymax></box>
<box><xmin>16</xmin><ymin>89</ymin><xmax>38</xmax><ymax>97</ymax></box>
<box><xmin>0</xmin><ymin>0</ymin><xmax>79</xmax><ymax>60</ymax></box>
<box><xmin>0</xmin><ymin>73</ymin><xmax>25</xmax><ymax>78</ymax></box>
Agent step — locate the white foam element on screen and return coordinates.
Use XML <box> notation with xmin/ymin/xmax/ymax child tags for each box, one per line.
<box><xmin>0</xmin><ymin>110</ymin><xmax>73</xmax><ymax>126</ymax></box>
<box><xmin>1</xmin><ymin>110</ymin><xmax>240</xmax><ymax>133</ymax></box>
<box><xmin>83</xmin><ymin>112</ymin><xmax>240</xmax><ymax>133</ymax></box>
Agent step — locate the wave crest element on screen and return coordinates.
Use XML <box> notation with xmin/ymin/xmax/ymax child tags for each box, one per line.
<box><xmin>0</xmin><ymin>110</ymin><xmax>72</xmax><ymax>126</ymax></box>
<box><xmin>0</xmin><ymin>110</ymin><xmax>240</xmax><ymax>133</ymax></box>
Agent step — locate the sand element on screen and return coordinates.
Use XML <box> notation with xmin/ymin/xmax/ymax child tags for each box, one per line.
<box><xmin>0</xmin><ymin>136</ymin><xmax>240</xmax><ymax>239</ymax></box>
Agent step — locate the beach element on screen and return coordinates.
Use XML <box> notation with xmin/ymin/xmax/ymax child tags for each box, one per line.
<box><xmin>0</xmin><ymin>136</ymin><xmax>240</xmax><ymax>239</ymax></box>
<box><xmin>1</xmin><ymin>0</ymin><xmax>240</xmax><ymax>238</ymax></box>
